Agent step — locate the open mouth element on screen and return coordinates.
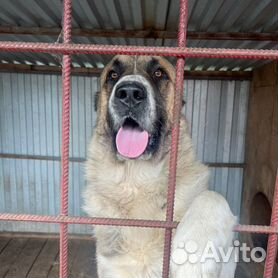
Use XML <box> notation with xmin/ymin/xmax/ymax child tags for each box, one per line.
<box><xmin>115</xmin><ymin>118</ymin><xmax>150</xmax><ymax>159</ymax></box>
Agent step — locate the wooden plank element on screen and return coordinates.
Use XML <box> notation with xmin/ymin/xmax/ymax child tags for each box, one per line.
<box><xmin>0</xmin><ymin>237</ymin><xmax>11</xmax><ymax>254</ymax></box>
<box><xmin>69</xmin><ymin>240</ymin><xmax>97</xmax><ymax>278</ymax></box>
<box><xmin>47</xmin><ymin>239</ymin><xmax>80</xmax><ymax>278</ymax></box>
<box><xmin>5</xmin><ymin>238</ymin><xmax>46</xmax><ymax>278</ymax></box>
<box><xmin>27</xmin><ymin>239</ymin><xmax>59</xmax><ymax>278</ymax></box>
<box><xmin>0</xmin><ymin>238</ymin><xmax>28</xmax><ymax>277</ymax></box>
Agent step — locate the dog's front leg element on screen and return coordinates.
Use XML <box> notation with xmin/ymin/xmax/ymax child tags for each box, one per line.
<box><xmin>171</xmin><ymin>190</ymin><xmax>237</xmax><ymax>278</ymax></box>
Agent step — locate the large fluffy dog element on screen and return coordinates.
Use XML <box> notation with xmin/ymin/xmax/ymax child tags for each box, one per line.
<box><xmin>84</xmin><ymin>56</ymin><xmax>236</xmax><ymax>278</ymax></box>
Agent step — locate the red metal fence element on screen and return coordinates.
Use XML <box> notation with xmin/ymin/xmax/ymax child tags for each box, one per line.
<box><xmin>0</xmin><ymin>0</ymin><xmax>278</xmax><ymax>277</ymax></box>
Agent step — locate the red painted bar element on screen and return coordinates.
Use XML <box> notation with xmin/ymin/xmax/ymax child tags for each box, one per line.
<box><xmin>59</xmin><ymin>0</ymin><xmax>72</xmax><ymax>277</ymax></box>
<box><xmin>0</xmin><ymin>213</ymin><xmax>277</xmax><ymax>234</ymax></box>
<box><xmin>264</xmin><ymin>170</ymin><xmax>278</xmax><ymax>278</ymax></box>
<box><xmin>235</xmin><ymin>224</ymin><xmax>277</xmax><ymax>234</ymax></box>
<box><xmin>0</xmin><ymin>41</ymin><xmax>277</xmax><ymax>59</ymax></box>
<box><xmin>0</xmin><ymin>213</ymin><xmax>178</xmax><ymax>228</ymax></box>
<box><xmin>162</xmin><ymin>0</ymin><xmax>188</xmax><ymax>277</ymax></box>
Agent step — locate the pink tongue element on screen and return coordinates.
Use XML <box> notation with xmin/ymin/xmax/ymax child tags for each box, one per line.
<box><xmin>116</xmin><ymin>127</ymin><xmax>149</xmax><ymax>158</ymax></box>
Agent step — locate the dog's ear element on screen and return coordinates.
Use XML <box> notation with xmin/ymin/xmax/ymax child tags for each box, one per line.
<box><xmin>94</xmin><ymin>91</ymin><xmax>100</xmax><ymax>112</ymax></box>
<box><xmin>181</xmin><ymin>99</ymin><xmax>186</xmax><ymax>115</ymax></box>
<box><xmin>182</xmin><ymin>99</ymin><xmax>186</xmax><ymax>107</ymax></box>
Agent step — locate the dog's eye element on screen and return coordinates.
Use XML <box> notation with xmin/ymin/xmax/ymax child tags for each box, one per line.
<box><xmin>153</xmin><ymin>68</ymin><xmax>168</xmax><ymax>80</ymax></box>
<box><xmin>154</xmin><ymin>69</ymin><xmax>162</xmax><ymax>78</ymax></box>
<box><xmin>108</xmin><ymin>70</ymin><xmax>119</xmax><ymax>81</ymax></box>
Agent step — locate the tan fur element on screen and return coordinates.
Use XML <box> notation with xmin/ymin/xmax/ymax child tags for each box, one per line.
<box><xmin>83</xmin><ymin>56</ymin><xmax>236</xmax><ymax>278</ymax></box>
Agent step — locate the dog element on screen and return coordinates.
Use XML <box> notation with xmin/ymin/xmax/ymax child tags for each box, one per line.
<box><xmin>83</xmin><ymin>55</ymin><xmax>237</xmax><ymax>278</ymax></box>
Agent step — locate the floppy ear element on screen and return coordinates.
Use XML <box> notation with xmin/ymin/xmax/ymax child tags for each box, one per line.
<box><xmin>94</xmin><ymin>91</ymin><xmax>100</xmax><ymax>112</ymax></box>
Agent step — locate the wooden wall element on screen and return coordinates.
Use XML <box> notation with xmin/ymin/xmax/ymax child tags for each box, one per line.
<box><xmin>241</xmin><ymin>62</ymin><xmax>278</xmax><ymax>276</ymax></box>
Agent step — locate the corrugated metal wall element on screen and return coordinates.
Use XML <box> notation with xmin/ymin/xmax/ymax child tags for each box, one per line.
<box><xmin>185</xmin><ymin>79</ymin><xmax>249</xmax><ymax>217</ymax></box>
<box><xmin>0</xmin><ymin>73</ymin><xmax>249</xmax><ymax>234</ymax></box>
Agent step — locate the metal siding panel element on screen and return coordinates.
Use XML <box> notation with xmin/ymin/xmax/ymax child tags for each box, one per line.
<box><xmin>24</xmin><ymin>75</ymin><xmax>34</xmax><ymax>154</ymax></box>
<box><xmin>155</xmin><ymin>0</ymin><xmax>169</xmax><ymax>29</ymax></box>
<box><xmin>196</xmin><ymin>80</ymin><xmax>208</xmax><ymax>161</ymax></box>
<box><xmin>236</xmin><ymin>81</ymin><xmax>250</xmax><ymax>162</ymax></box>
<box><xmin>217</xmin><ymin>82</ymin><xmax>235</xmax><ymax>198</ymax></box>
<box><xmin>219</xmin><ymin>81</ymin><xmax>235</xmax><ymax>162</ymax></box>
<box><xmin>54</xmin><ymin>160</ymin><xmax>60</xmax><ymax>221</ymax></box>
<box><xmin>236</xmin><ymin>0</ymin><xmax>273</xmax><ymax>31</ymax></box>
<box><xmin>71</xmin><ymin>76</ymin><xmax>77</xmax><ymax>158</ymax></box>
<box><xmin>184</xmin><ymin>80</ymin><xmax>195</xmax><ymax>134</ymax></box>
<box><xmin>191</xmin><ymin>80</ymin><xmax>201</xmax><ymax>148</ymax></box>
<box><xmin>228</xmin><ymin>168</ymin><xmax>244</xmax><ymax>217</ymax></box>
<box><xmin>85</xmin><ymin>77</ymin><xmax>92</xmax><ymax>154</ymax></box>
<box><xmin>0</xmin><ymin>0</ymin><xmax>274</xmax><ymax>33</ymax></box>
<box><xmin>74</xmin><ymin>0</ymin><xmax>99</xmax><ymax>28</ymax></box>
<box><xmin>2</xmin><ymin>74</ymin><xmax>13</xmax><ymax>153</ymax></box>
<box><xmin>31</xmin><ymin>75</ymin><xmax>39</xmax><ymax>155</ymax></box>
<box><xmin>209</xmin><ymin>167</ymin><xmax>243</xmax><ymax>215</ymax></box>
<box><xmin>204</xmin><ymin>80</ymin><xmax>222</xmax><ymax>162</ymax></box>
<box><xmin>2</xmin><ymin>159</ymin><xmax>11</xmax><ymax>213</ymax></box>
<box><xmin>78</xmin><ymin>77</ymin><xmax>86</xmax><ymax>158</ymax></box>
<box><xmin>51</xmin><ymin>75</ymin><xmax>61</xmax><ymax>157</ymax></box>
<box><xmin>184</xmin><ymin>79</ymin><xmax>249</xmax><ymax>216</ymax></box>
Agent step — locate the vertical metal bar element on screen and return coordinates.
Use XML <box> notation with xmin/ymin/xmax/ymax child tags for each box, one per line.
<box><xmin>59</xmin><ymin>0</ymin><xmax>72</xmax><ymax>277</ymax></box>
<box><xmin>264</xmin><ymin>170</ymin><xmax>278</xmax><ymax>278</ymax></box>
<box><xmin>162</xmin><ymin>0</ymin><xmax>188</xmax><ymax>277</ymax></box>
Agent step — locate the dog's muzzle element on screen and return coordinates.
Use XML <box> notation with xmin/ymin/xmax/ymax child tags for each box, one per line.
<box><xmin>108</xmin><ymin>75</ymin><xmax>157</xmax><ymax>159</ymax></box>
<box><xmin>109</xmin><ymin>75</ymin><xmax>156</xmax><ymax>128</ymax></box>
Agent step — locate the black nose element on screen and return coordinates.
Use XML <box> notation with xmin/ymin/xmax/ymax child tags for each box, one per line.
<box><xmin>115</xmin><ymin>82</ymin><xmax>147</xmax><ymax>107</ymax></box>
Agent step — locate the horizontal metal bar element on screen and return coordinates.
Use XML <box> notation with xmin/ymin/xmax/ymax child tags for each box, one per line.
<box><xmin>0</xmin><ymin>26</ymin><xmax>277</xmax><ymax>41</ymax></box>
<box><xmin>234</xmin><ymin>224</ymin><xmax>278</xmax><ymax>234</ymax></box>
<box><xmin>0</xmin><ymin>63</ymin><xmax>253</xmax><ymax>80</ymax></box>
<box><xmin>0</xmin><ymin>213</ymin><xmax>177</xmax><ymax>229</ymax></box>
<box><xmin>184</xmin><ymin>71</ymin><xmax>253</xmax><ymax>80</ymax></box>
<box><xmin>206</xmin><ymin>162</ymin><xmax>246</xmax><ymax>168</ymax></box>
<box><xmin>0</xmin><ymin>42</ymin><xmax>277</xmax><ymax>60</ymax></box>
<box><xmin>0</xmin><ymin>231</ymin><xmax>93</xmax><ymax>240</ymax></box>
<box><xmin>0</xmin><ymin>153</ymin><xmax>85</xmax><ymax>163</ymax></box>
<box><xmin>0</xmin><ymin>154</ymin><xmax>245</xmax><ymax>168</ymax></box>
<box><xmin>0</xmin><ymin>213</ymin><xmax>277</xmax><ymax>234</ymax></box>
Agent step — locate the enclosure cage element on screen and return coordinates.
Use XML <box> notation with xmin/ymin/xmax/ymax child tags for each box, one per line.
<box><xmin>0</xmin><ymin>0</ymin><xmax>277</xmax><ymax>277</ymax></box>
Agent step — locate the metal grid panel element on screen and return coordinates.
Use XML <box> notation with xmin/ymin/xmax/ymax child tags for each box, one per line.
<box><xmin>0</xmin><ymin>0</ymin><xmax>277</xmax><ymax>278</ymax></box>
<box><xmin>0</xmin><ymin>0</ymin><xmax>277</xmax><ymax>70</ymax></box>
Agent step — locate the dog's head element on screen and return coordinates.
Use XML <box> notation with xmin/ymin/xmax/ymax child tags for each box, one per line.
<box><xmin>95</xmin><ymin>55</ymin><xmax>180</xmax><ymax>160</ymax></box>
